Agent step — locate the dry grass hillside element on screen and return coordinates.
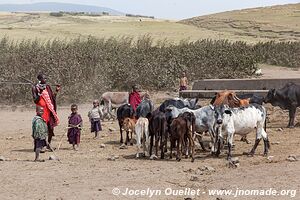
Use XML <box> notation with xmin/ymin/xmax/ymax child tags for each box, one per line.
<box><xmin>0</xmin><ymin>3</ymin><xmax>299</xmax><ymax>44</ymax></box>
<box><xmin>180</xmin><ymin>3</ymin><xmax>300</xmax><ymax>43</ymax></box>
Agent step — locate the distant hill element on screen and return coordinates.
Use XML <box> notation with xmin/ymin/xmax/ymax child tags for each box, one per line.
<box><xmin>0</xmin><ymin>2</ymin><xmax>124</xmax><ymax>15</ymax></box>
<box><xmin>180</xmin><ymin>3</ymin><xmax>300</xmax><ymax>42</ymax></box>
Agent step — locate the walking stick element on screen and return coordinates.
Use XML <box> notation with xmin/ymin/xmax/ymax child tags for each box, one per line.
<box><xmin>57</xmin><ymin>125</ymin><xmax>82</xmax><ymax>151</ymax></box>
<box><xmin>47</xmin><ymin>142</ymin><xmax>62</xmax><ymax>163</ymax></box>
<box><xmin>56</xmin><ymin>128</ymin><xmax>69</xmax><ymax>151</ymax></box>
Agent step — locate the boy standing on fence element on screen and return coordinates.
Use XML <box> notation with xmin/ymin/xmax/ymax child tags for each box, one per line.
<box><xmin>67</xmin><ymin>104</ymin><xmax>82</xmax><ymax>151</ymax></box>
<box><xmin>32</xmin><ymin>106</ymin><xmax>48</xmax><ymax>162</ymax></box>
<box><xmin>88</xmin><ymin>100</ymin><xmax>103</xmax><ymax>139</ymax></box>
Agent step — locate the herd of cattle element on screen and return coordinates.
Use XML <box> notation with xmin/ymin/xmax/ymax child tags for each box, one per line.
<box><xmin>100</xmin><ymin>82</ymin><xmax>300</xmax><ymax>162</ymax></box>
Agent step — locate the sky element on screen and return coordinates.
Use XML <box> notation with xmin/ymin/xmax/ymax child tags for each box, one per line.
<box><xmin>0</xmin><ymin>0</ymin><xmax>299</xmax><ymax>19</ymax></box>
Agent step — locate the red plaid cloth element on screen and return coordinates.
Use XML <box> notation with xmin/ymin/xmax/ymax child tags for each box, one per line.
<box><xmin>41</xmin><ymin>89</ymin><xmax>59</xmax><ymax>126</ymax></box>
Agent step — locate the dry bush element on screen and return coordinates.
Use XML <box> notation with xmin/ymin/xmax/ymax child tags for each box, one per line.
<box><xmin>4</xmin><ymin>36</ymin><xmax>298</xmax><ymax>104</ymax></box>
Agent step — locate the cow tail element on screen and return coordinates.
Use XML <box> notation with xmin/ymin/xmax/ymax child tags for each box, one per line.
<box><xmin>264</xmin><ymin>108</ymin><xmax>267</xmax><ymax>132</ymax></box>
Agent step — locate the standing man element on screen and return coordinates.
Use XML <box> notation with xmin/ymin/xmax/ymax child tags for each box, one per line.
<box><xmin>32</xmin><ymin>73</ymin><xmax>60</xmax><ymax>148</ymax></box>
<box><xmin>129</xmin><ymin>85</ymin><xmax>141</xmax><ymax>111</ymax></box>
<box><xmin>179</xmin><ymin>71</ymin><xmax>188</xmax><ymax>91</ymax></box>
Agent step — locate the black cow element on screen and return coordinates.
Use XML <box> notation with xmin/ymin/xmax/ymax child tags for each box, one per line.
<box><xmin>159</xmin><ymin>98</ymin><xmax>199</xmax><ymax>113</ymax></box>
<box><xmin>148</xmin><ymin>109</ymin><xmax>168</xmax><ymax>159</ymax></box>
<box><xmin>136</xmin><ymin>99</ymin><xmax>154</xmax><ymax>118</ymax></box>
<box><xmin>117</xmin><ymin>104</ymin><xmax>134</xmax><ymax>144</ymax></box>
<box><xmin>237</xmin><ymin>94</ymin><xmax>265</xmax><ymax>105</ymax></box>
<box><xmin>264</xmin><ymin>82</ymin><xmax>300</xmax><ymax>128</ymax></box>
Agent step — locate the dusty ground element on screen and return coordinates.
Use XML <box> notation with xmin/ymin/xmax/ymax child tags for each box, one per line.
<box><xmin>1</xmin><ymin>68</ymin><xmax>300</xmax><ymax>200</ymax></box>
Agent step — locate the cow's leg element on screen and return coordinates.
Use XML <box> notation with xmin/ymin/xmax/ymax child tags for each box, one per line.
<box><xmin>170</xmin><ymin>138</ymin><xmax>173</xmax><ymax>159</ymax></box>
<box><xmin>196</xmin><ymin>133</ymin><xmax>206</xmax><ymax>151</ymax></box>
<box><xmin>125</xmin><ymin>130</ymin><xmax>130</xmax><ymax>145</ymax></box>
<box><xmin>209</xmin><ymin>127</ymin><xmax>217</xmax><ymax>155</ymax></box>
<box><xmin>136</xmin><ymin>128</ymin><xmax>141</xmax><ymax>158</ymax></box>
<box><xmin>160</xmin><ymin>133</ymin><xmax>165</xmax><ymax>159</ymax></box>
<box><xmin>248</xmin><ymin>138</ymin><xmax>261</xmax><ymax>156</ymax></box>
<box><xmin>249</xmin><ymin>129</ymin><xmax>262</xmax><ymax>156</ymax></box>
<box><xmin>288</xmin><ymin>106</ymin><xmax>297</xmax><ymax>128</ymax></box>
<box><xmin>184</xmin><ymin>135</ymin><xmax>189</xmax><ymax>159</ymax></box>
<box><xmin>216</xmin><ymin>135</ymin><xmax>223</xmax><ymax>157</ymax></box>
<box><xmin>176</xmin><ymin>137</ymin><xmax>182</xmax><ymax>161</ymax></box>
<box><xmin>155</xmin><ymin>135</ymin><xmax>159</xmax><ymax>157</ymax></box>
<box><xmin>189</xmin><ymin>134</ymin><xmax>195</xmax><ymax>162</ymax></box>
<box><xmin>164</xmin><ymin>129</ymin><xmax>168</xmax><ymax>153</ymax></box>
<box><xmin>144</xmin><ymin>126</ymin><xmax>150</xmax><ymax>157</ymax></box>
<box><xmin>263</xmin><ymin>137</ymin><xmax>270</xmax><ymax>156</ymax></box>
<box><xmin>130</xmin><ymin>131</ymin><xmax>133</xmax><ymax>146</ymax></box>
<box><xmin>241</xmin><ymin>135</ymin><xmax>251</xmax><ymax>144</ymax></box>
<box><xmin>150</xmin><ymin>132</ymin><xmax>154</xmax><ymax>156</ymax></box>
<box><xmin>260</xmin><ymin>128</ymin><xmax>270</xmax><ymax>156</ymax></box>
<box><xmin>119</xmin><ymin>121</ymin><xmax>123</xmax><ymax>144</ymax></box>
<box><xmin>227</xmin><ymin>132</ymin><xmax>234</xmax><ymax>160</ymax></box>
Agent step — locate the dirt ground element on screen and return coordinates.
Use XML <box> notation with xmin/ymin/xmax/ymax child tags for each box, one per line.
<box><xmin>0</xmin><ymin>67</ymin><xmax>300</xmax><ymax>200</ymax></box>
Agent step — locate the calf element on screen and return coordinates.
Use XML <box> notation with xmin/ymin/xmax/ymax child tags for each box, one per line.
<box><xmin>178</xmin><ymin>112</ymin><xmax>196</xmax><ymax>160</ymax></box>
<box><xmin>117</xmin><ymin>104</ymin><xmax>134</xmax><ymax>144</ymax></box>
<box><xmin>122</xmin><ymin>117</ymin><xmax>136</xmax><ymax>145</ymax></box>
<box><xmin>135</xmin><ymin>117</ymin><xmax>150</xmax><ymax>158</ymax></box>
<box><xmin>170</xmin><ymin>112</ymin><xmax>195</xmax><ymax>162</ymax></box>
<box><xmin>148</xmin><ymin>109</ymin><xmax>168</xmax><ymax>159</ymax></box>
<box><xmin>165</xmin><ymin>106</ymin><xmax>216</xmax><ymax>153</ymax></box>
<box><xmin>213</xmin><ymin>104</ymin><xmax>270</xmax><ymax>160</ymax></box>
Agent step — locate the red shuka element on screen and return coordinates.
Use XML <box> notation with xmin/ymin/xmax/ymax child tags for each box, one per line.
<box><xmin>129</xmin><ymin>91</ymin><xmax>141</xmax><ymax>111</ymax></box>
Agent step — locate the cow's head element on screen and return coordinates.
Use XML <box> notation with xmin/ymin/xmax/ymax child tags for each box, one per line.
<box><xmin>122</xmin><ymin>117</ymin><xmax>134</xmax><ymax>131</ymax></box>
<box><xmin>213</xmin><ymin>105</ymin><xmax>232</xmax><ymax>126</ymax></box>
<box><xmin>264</xmin><ymin>88</ymin><xmax>276</xmax><ymax>103</ymax></box>
<box><xmin>165</xmin><ymin>106</ymin><xmax>174</xmax><ymax>122</ymax></box>
<box><xmin>189</xmin><ymin>98</ymin><xmax>199</xmax><ymax>108</ymax></box>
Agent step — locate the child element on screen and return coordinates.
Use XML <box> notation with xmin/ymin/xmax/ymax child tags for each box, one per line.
<box><xmin>32</xmin><ymin>106</ymin><xmax>48</xmax><ymax>162</ymax></box>
<box><xmin>88</xmin><ymin>100</ymin><xmax>103</xmax><ymax>139</ymax></box>
<box><xmin>67</xmin><ymin>104</ymin><xmax>82</xmax><ymax>151</ymax></box>
<box><xmin>179</xmin><ymin>71</ymin><xmax>188</xmax><ymax>91</ymax></box>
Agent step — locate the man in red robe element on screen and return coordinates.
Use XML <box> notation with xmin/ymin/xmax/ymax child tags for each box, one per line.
<box><xmin>32</xmin><ymin>74</ymin><xmax>60</xmax><ymax>147</ymax></box>
<box><xmin>129</xmin><ymin>85</ymin><xmax>141</xmax><ymax>111</ymax></box>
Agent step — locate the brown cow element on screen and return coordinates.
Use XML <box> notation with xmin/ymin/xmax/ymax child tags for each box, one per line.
<box><xmin>212</xmin><ymin>90</ymin><xmax>250</xmax><ymax>107</ymax></box>
<box><xmin>170</xmin><ymin>112</ymin><xmax>195</xmax><ymax>162</ymax></box>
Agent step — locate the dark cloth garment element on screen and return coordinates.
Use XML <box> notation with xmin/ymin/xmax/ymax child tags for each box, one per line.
<box><xmin>129</xmin><ymin>91</ymin><xmax>141</xmax><ymax>111</ymax></box>
<box><xmin>179</xmin><ymin>86</ymin><xmax>187</xmax><ymax>91</ymax></box>
<box><xmin>34</xmin><ymin>138</ymin><xmax>47</xmax><ymax>151</ymax></box>
<box><xmin>67</xmin><ymin>113</ymin><xmax>82</xmax><ymax>144</ymax></box>
<box><xmin>91</xmin><ymin>118</ymin><xmax>102</xmax><ymax>132</ymax></box>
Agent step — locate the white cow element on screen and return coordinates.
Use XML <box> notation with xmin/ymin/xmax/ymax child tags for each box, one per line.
<box><xmin>135</xmin><ymin>117</ymin><xmax>150</xmax><ymax>158</ymax></box>
<box><xmin>213</xmin><ymin>104</ymin><xmax>270</xmax><ymax>160</ymax></box>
